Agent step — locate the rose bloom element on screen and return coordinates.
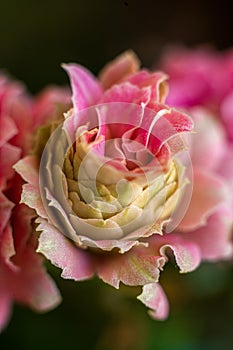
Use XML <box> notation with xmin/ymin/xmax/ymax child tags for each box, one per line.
<box><xmin>0</xmin><ymin>74</ymin><xmax>70</xmax><ymax>331</ymax></box>
<box><xmin>16</xmin><ymin>51</ymin><xmax>233</xmax><ymax>320</ymax></box>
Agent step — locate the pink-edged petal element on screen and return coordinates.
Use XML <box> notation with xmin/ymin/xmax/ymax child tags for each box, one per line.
<box><xmin>188</xmin><ymin>108</ymin><xmax>226</xmax><ymax>170</ymax></box>
<box><xmin>11</xmin><ymin>246</ymin><xmax>62</xmax><ymax>312</ymax></box>
<box><xmin>20</xmin><ymin>183</ymin><xmax>48</xmax><ymax>219</ymax></box>
<box><xmin>137</xmin><ymin>283</ymin><xmax>169</xmax><ymax>320</ymax></box>
<box><xmin>0</xmin><ymin>291</ymin><xmax>12</xmax><ymax>332</ymax></box>
<box><xmin>101</xmin><ymin>82</ymin><xmax>151</xmax><ymax>105</ymax></box>
<box><xmin>161</xmin><ymin>108</ymin><xmax>194</xmax><ymax>133</ymax></box>
<box><xmin>127</xmin><ymin>70</ymin><xmax>169</xmax><ymax>104</ymax></box>
<box><xmin>159</xmin><ymin>236</ymin><xmax>201</xmax><ymax>273</ymax></box>
<box><xmin>79</xmin><ymin>235</ymin><xmax>142</xmax><ymax>254</ymax></box>
<box><xmin>36</xmin><ymin>218</ymin><xmax>94</xmax><ymax>281</ymax></box>
<box><xmin>182</xmin><ymin>205</ymin><xmax>233</xmax><ymax>261</ymax></box>
<box><xmin>14</xmin><ymin>155</ymin><xmax>39</xmax><ymax>184</ymax></box>
<box><xmin>179</xmin><ymin>169</ymin><xmax>229</xmax><ymax>231</ymax></box>
<box><xmin>130</xmin><ymin>105</ymin><xmax>193</xmax><ymax>158</ymax></box>
<box><xmin>62</xmin><ymin>63</ymin><xmax>103</xmax><ymax>111</ymax></box>
<box><xmin>97</xmin><ymin>247</ymin><xmax>165</xmax><ymax>289</ymax></box>
<box><xmin>99</xmin><ymin>50</ymin><xmax>140</xmax><ymax>90</ymax></box>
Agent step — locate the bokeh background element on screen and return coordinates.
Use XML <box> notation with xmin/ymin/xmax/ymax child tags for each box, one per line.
<box><xmin>0</xmin><ymin>1</ymin><xmax>233</xmax><ymax>349</ymax></box>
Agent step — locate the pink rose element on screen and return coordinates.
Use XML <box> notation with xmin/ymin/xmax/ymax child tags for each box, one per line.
<box><xmin>16</xmin><ymin>51</ymin><xmax>232</xmax><ymax>320</ymax></box>
<box><xmin>0</xmin><ymin>75</ymin><xmax>70</xmax><ymax>331</ymax></box>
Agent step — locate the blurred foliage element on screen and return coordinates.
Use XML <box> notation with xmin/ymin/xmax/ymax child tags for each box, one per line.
<box><xmin>1</xmin><ymin>262</ymin><xmax>233</xmax><ymax>350</ymax></box>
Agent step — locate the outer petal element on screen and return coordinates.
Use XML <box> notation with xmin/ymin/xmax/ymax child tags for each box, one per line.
<box><xmin>126</xmin><ymin>70</ymin><xmax>169</xmax><ymax>104</ymax></box>
<box><xmin>146</xmin><ymin>233</ymin><xmax>201</xmax><ymax>274</ymax></box>
<box><xmin>14</xmin><ymin>155</ymin><xmax>39</xmax><ymax>185</ymax></box>
<box><xmin>97</xmin><ymin>247</ymin><xmax>165</xmax><ymax>289</ymax></box>
<box><xmin>137</xmin><ymin>283</ymin><xmax>169</xmax><ymax>320</ymax></box>
<box><xmin>14</xmin><ymin>156</ymin><xmax>48</xmax><ymax>219</ymax></box>
<box><xmin>159</xmin><ymin>236</ymin><xmax>201</xmax><ymax>273</ymax></box>
<box><xmin>21</xmin><ymin>183</ymin><xmax>48</xmax><ymax>219</ymax></box>
<box><xmin>62</xmin><ymin>64</ymin><xmax>103</xmax><ymax>111</ymax></box>
<box><xmin>79</xmin><ymin>235</ymin><xmax>143</xmax><ymax>254</ymax></box>
<box><xmin>188</xmin><ymin>108</ymin><xmax>226</xmax><ymax>170</ymax></box>
<box><xmin>99</xmin><ymin>50</ymin><xmax>140</xmax><ymax>90</ymax></box>
<box><xmin>182</xmin><ymin>206</ymin><xmax>233</xmax><ymax>261</ymax></box>
<box><xmin>179</xmin><ymin>169</ymin><xmax>229</xmax><ymax>231</ymax></box>
<box><xmin>36</xmin><ymin>219</ymin><xmax>94</xmax><ymax>281</ymax></box>
<box><xmin>101</xmin><ymin>82</ymin><xmax>151</xmax><ymax>105</ymax></box>
<box><xmin>11</xmin><ymin>246</ymin><xmax>62</xmax><ymax>312</ymax></box>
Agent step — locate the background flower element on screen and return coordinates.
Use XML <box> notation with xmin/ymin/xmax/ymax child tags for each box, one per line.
<box><xmin>0</xmin><ymin>75</ymin><xmax>70</xmax><ymax>331</ymax></box>
<box><xmin>160</xmin><ymin>46</ymin><xmax>233</xmax><ymax>209</ymax></box>
<box><xmin>156</xmin><ymin>48</ymin><xmax>233</xmax><ymax>296</ymax></box>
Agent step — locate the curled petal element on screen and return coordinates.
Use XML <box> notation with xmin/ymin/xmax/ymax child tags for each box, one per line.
<box><xmin>36</xmin><ymin>219</ymin><xmax>94</xmax><ymax>281</ymax></box>
<box><xmin>10</xmin><ymin>246</ymin><xmax>62</xmax><ymax>312</ymax></box>
<box><xmin>179</xmin><ymin>169</ymin><xmax>229</xmax><ymax>231</ymax></box>
<box><xmin>62</xmin><ymin>64</ymin><xmax>103</xmax><ymax>112</ymax></box>
<box><xmin>99</xmin><ymin>50</ymin><xmax>140</xmax><ymax>90</ymax></box>
<box><xmin>101</xmin><ymin>82</ymin><xmax>151</xmax><ymax>105</ymax></box>
<box><xmin>137</xmin><ymin>283</ymin><xmax>169</xmax><ymax>320</ymax></box>
<box><xmin>182</xmin><ymin>205</ymin><xmax>233</xmax><ymax>261</ymax></box>
<box><xmin>159</xmin><ymin>237</ymin><xmax>201</xmax><ymax>273</ymax></box>
<box><xmin>78</xmin><ymin>235</ymin><xmax>143</xmax><ymax>254</ymax></box>
<box><xmin>126</xmin><ymin>70</ymin><xmax>169</xmax><ymax>104</ymax></box>
<box><xmin>97</xmin><ymin>248</ymin><xmax>165</xmax><ymax>289</ymax></box>
<box><xmin>21</xmin><ymin>183</ymin><xmax>48</xmax><ymax>219</ymax></box>
<box><xmin>14</xmin><ymin>155</ymin><xmax>39</xmax><ymax>185</ymax></box>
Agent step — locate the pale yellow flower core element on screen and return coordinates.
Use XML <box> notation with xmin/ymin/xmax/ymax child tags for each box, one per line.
<box><xmin>62</xmin><ymin>134</ymin><xmax>181</xmax><ymax>234</ymax></box>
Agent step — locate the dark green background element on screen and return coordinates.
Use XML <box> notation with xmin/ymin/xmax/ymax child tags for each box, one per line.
<box><xmin>0</xmin><ymin>1</ymin><xmax>233</xmax><ymax>349</ymax></box>
<box><xmin>1</xmin><ymin>263</ymin><xmax>233</xmax><ymax>350</ymax></box>
<box><xmin>1</xmin><ymin>0</ymin><xmax>233</xmax><ymax>92</ymax></box>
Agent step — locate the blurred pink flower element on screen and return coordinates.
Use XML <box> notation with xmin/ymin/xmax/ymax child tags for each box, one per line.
<box><xmin>159</xmin><ymin>47</ymin><xmax>233</xmax><ymax>275</ymax></box>
<box><xmin>160</xmin><ymin>46</ymin><xmax>233</xmax><ymax>142</ymax></box>
<box><xmin>0</xmin><ymin>75</ymin><xmax>70</xmax><ymax>331</ymax></box>
<box><xmin>16</xmin><ymin>51</ymin><xmax>232</xmax><ymax>321</ymax></box>
<box><xmin>160</xmin><ymin>46</ymin><xmax>233</xmax><ymax>198</ymax></box>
